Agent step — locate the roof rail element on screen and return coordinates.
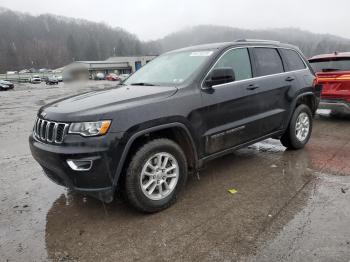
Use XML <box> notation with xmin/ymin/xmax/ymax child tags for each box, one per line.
<box><xmin>235</xmin><ymin>39</ymin><xmax>280</xmax><ymax>44</ymax></box>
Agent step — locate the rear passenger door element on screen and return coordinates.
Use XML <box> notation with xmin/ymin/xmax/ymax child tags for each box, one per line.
<box><xmin>248</xmin><ymin>47</ymin><xmax>293</xmax><ymax>135</ymax></box>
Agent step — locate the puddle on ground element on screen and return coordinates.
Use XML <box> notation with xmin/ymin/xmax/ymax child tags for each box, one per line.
<box><xmin>248</xmin><ymin>138</ymin><xmax>286</xmax><ymax>153</ymax></box>
<box><xmin>41</xmin><ymin>140</ymin><xmax>315</xmax><ymax>261</ymax></box>
<box><xmin>1</xmin><ymin>83</ymin><xmax>349</xmax><ymax>261</ymax></box>
<box><xmin>35</xmin><ymin>99</ymin><xmax>46</xmax><ymax>106</ymax></box>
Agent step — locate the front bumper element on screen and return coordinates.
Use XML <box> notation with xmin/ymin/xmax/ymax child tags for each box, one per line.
<box><xmin>319</xmin><ymin>99</ymin><xmax>350</xmax><ymax>114</ymax></box>
<box><xmin>29</xmin><ymin>132</ymin><xmax>124</xmax><ymax>202</ymax></box>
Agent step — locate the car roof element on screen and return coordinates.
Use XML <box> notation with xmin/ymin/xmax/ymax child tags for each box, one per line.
<box><xmin>167</xmin><ymin>40</ymin><xmax>300</xmax><ymax>54</ymax></box>
<box><xmin>309</xmin><ymin>52</ymin><xmax>350</xmax><ymax>61</ymax></box>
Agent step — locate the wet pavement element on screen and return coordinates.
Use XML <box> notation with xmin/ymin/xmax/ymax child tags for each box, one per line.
<box><xmin>0</xmin><ymin>82</ymin><xmax>349</xmax><ymax>261</ymax></box>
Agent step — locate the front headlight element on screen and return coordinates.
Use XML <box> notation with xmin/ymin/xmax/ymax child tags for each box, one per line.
<box><xmin>68</xmin><ymin>120</ymin><xmax>111</xmax><ymax>137</ymax></box>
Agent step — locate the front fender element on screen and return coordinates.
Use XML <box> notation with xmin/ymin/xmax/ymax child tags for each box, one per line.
<box><xmin>112</xmin><ymin>121</ymin><xmax>198</xmax><ymax>188</ymax></box>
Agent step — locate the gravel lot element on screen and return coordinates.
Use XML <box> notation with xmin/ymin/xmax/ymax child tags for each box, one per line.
<box><xmin>1</xmin><ymin>82</ymin><xmax>350</xmax><ymax>262</ymax></box>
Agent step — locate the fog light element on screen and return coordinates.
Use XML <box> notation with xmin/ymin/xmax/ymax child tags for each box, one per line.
<box><xmin>67</xmin><ymin>159</ymin><xmax>93</xmax><ymax>171</ymax></box>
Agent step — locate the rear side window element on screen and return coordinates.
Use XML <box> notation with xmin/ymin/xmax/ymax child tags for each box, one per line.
<box><xmin>253</xmin><ymin>48</ymin><xmax>284</xmax><ymax>77</ymax></box>
<box><xmin>281</xmin><ymin>49</ymin><xmax>306</xmax><ymax>71</ymax></box>
<box><xmin>213</xmin><ymin>48</ymin><xmax>252</xmax><ymax>81</ymax></box>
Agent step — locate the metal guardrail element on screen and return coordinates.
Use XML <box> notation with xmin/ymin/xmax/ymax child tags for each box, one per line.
<box><xmin>0</xmin><ymin>72</ymin><xmax>61</xmax><ymax>83</ymax></box>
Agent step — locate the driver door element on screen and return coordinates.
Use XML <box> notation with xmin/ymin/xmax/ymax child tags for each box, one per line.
<box><xmin>200</xmin><ymin>47</ymin><xmax>260</xmax><ymax>155</ymax></box>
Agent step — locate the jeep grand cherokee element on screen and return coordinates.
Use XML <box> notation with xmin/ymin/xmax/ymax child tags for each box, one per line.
<box><xmin>29</xmin><ymin>40</ymin><xmax>321</xmax><ymax>213</ymax></box>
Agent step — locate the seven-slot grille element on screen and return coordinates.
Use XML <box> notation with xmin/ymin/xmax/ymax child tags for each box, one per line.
<box><xmin>33</xmin><ymin>118</ymin><xmax>69</xmax><ymax>144</ymax></box>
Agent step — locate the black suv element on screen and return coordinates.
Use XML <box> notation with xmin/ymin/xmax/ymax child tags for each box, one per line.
<box><xmin>30</xmin><ymin>40</ymin><xmax>321</xmax><ymax>212</ymax></box>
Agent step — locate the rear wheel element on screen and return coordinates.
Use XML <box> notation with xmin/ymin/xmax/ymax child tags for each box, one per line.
<box><xmin>280</xmin><ymin>104</ymin><xmax>313</xmax><ymax>149</ymax></box>
<box><xmin>125</xmin><ymin>138</ymin><xmax>188</xmax><ymax>213</ymax></box>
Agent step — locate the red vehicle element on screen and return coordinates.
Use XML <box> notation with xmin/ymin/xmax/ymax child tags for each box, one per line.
<box><xmin>106</xmin><ymin>73</ymin><xmax>120</xmax><ymax>81</ymax></box>
<box><xmin>309</xmin><ymin>52</ymin><xmax>350</xmax><ymax>114</ymax></box>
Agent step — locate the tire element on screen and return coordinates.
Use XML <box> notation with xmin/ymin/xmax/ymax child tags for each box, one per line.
<box><xmin>280</xmin><ymin>104</ymin><xmax>313</xmax><ymax>150</ymax></box>
<box><xmin>125</xmin><ymin>138</ymin><xmax>188</xmax><ymax>213</ymax></box>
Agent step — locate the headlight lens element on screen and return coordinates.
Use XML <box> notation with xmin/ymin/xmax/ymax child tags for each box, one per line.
<box><xmin>68</xmin><ymin>120</ymin><xmax>111</xmax><ymax>137</ymax></box>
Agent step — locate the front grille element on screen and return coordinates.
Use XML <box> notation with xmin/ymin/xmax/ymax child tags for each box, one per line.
<box><xmin>33</xmin><ymin>118</ymin><xmax>69</xmax><ymax>144</ymax></box>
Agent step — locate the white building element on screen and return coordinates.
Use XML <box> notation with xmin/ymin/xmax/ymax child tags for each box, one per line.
<box><xmin>63</xmin><ymin>55</ymin><xmax>156</xmax><ymax>80</ymax></box>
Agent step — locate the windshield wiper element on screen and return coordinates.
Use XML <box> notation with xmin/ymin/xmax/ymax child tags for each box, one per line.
<box><xmin>129</xmin><ymin>82</ymin><xmax>158</xmax><ymax>86</ymax></box>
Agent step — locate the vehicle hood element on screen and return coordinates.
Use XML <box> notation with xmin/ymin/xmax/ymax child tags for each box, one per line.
<box><xmin>40</xmin><ymin>85</ymin><xmax>178</xmax><ymax>122</ymax></box>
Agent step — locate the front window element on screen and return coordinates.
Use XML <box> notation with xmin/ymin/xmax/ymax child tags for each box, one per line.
<box><xmin>309</xmin><ymin>58</ymin><xmax>350</xmax><ymax>72</ymax></box>
<box><xmin>213</xmin><ymin>48</ymin><xmax>252</xmax><ymax>81</ymax></box>
<box><xmin>124</xmin><ymin>50</ymin><xmax>214</xmax><ymax>86</ymax></box>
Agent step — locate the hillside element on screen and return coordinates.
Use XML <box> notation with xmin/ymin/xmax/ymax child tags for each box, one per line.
<box><xmin>1</xmin><ymin>8</ymin><xmax>350</xmax><ymax>73</ymax></box>
<box><xmin>0</xmin><ymin>8</ymin><xmax>148</xmax><ymax>72</ymax></box>
<box><xmin>154</xmin><ymin>25</ymin><xmax>350</xmax><ymax>58</ymax></box>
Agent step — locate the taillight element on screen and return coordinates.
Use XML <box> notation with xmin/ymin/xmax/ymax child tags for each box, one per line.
<box><xmin>312</xmin><ymin>76</ymin><xmax>323</xmax><ymax>93</ymax></box>
<box><xmin>337</xmin><ymin>74</ymin><xmax>350</xmax><ymax>81</ymax></box>
<box><xmin>316</xmin><ymin>73</ymin><xmax>350</xmax><ymax>83</ymax></box>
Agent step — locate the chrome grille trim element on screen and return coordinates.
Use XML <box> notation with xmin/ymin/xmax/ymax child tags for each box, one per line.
<box><xmin>53</xmin><ymin>123</ymin><xmax>58</xmax><ymax>142</ymax></box>
<box><xmin>40</xmin><ymin>120</ymin><xmax>45</xmax><ymax>140</ymax></box>
<box><xmin>33</xmin><ymin>117</ymin><xmax>69</xmax><ymax>144</ymax></box>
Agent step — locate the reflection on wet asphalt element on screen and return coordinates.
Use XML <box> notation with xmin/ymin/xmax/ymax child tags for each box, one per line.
<box><xmin>0</xmin><ymin>83</ymin><xmax>349</xmax><ymax>261</ymax></box>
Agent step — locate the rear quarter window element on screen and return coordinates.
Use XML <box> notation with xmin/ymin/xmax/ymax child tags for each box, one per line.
<box><xmin>253</xmin><ymin>48</ymin><xmax>284</xmax><ymax>77</ymax></box>
<box><xmin>281</xmin><ymin>49</ymin><xmax>306</xmax><ymax>71</ymax></box>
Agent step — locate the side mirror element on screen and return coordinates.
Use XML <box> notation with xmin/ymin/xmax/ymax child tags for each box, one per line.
<box><xmin>204</xmin><ymin>67</ymin><xmax>235</xmax><ymax>88</ymax></box>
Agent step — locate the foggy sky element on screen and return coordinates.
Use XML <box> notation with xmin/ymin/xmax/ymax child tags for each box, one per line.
<box><xmin>1</xmin><ymin>0</ymin><xmax>350</xmax><ymax>41</ymax></box>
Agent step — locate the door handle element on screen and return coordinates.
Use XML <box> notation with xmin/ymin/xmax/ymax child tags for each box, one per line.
<box><xmin>246</xmin><ymin>84</ymin><xmax>259</xmax><ymax>90</ymax></box>
<box><xmin>285</xmin><ymin>76</ymin><xmax>295</xmax><ymax>82</ymax></box>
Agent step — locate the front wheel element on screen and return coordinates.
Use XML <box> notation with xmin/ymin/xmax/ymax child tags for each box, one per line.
<box><xmin>125</xmin><ymin>138</ymin><xmax>188</xmax><ymax>213</ymax></box>
<box><xmin>280</xmin><ymin>104</ymin><xmax>313</xmax><ymax>150</ymax></box>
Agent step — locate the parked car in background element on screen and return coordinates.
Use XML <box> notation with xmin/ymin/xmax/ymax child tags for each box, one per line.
<box><xmin>119</xmin><ymin>74</ymin><xmax>130</xmax><ymax>81</ymax></box>
<box><xmin>30</xmin><ymin>40</ymin><xmax>321</xmax><ymax>213</ymax></box>
<box><xmin>41</xmin><ymin>76</ymin><xmax>49</xmax><ymax>82</ymax></box>
<box><xmin>0</xmin><ymin>80</ymin><xmax>14</xmax><ymax>91</ymax></box>
<box><xmin>309</xmin><ymin>52</ymin><xmax>350</xmax><ymax>114</ymax></box>
<box><xmin>30</xmin><ymin>75</ymin><xmax>41</xmax><ymax>84</ymax></box>
<box><xmin>106</xmin><ymin>73</ymin><xmax>120</xmax><ymax>81</ymax></box>
<box><xmin>94</xmin><ymin>72</ymin><xmax>105</xmax><ymax>80</ymax></box>
<box><xmin>46</xmin><ymin>76</ymin><xmax>59</xmax><ymax>85</ymax></box>
<box><xmin>57</xmin><ymin>75</ymin><xmax>63</xmax><ymax>82</ymax></box>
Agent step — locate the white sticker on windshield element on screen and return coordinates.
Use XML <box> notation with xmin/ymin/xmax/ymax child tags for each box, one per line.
<box><xmin>190</xmin><ymin>51</ymin><xmax>213</xmax><ymax>57</ymax></box>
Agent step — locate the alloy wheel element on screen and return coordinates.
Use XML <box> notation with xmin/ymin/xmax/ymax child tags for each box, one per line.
<box><xmin>295</xmin><ymin>112</ymin><xmax>310</xmax><ymax>142</ymax></box>
<box><xmin>140</xmin><ymin>152</ymin><xmax>179</xmax><ymax>200</ymax></box>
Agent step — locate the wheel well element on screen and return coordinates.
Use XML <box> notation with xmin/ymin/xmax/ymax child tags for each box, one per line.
<box><xmin>121</xmin><ymin>127</ymin><xmax>197</xmax><ymax>177</ymax></box>
<box><xmin>295</xmin><ymin>94</ymin><xmax>317</xmax><ymax>113</ymax></box>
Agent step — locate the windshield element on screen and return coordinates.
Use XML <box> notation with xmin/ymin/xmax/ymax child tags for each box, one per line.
<box><xmin>124</xmin><ymin>50</ymin><xmax>214</xmax><ymax>86</ymax></box>
<box><xmin>309</xmin><ymin>58</ymin><xmax>350</xmax><ymax>72</ymax></box>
